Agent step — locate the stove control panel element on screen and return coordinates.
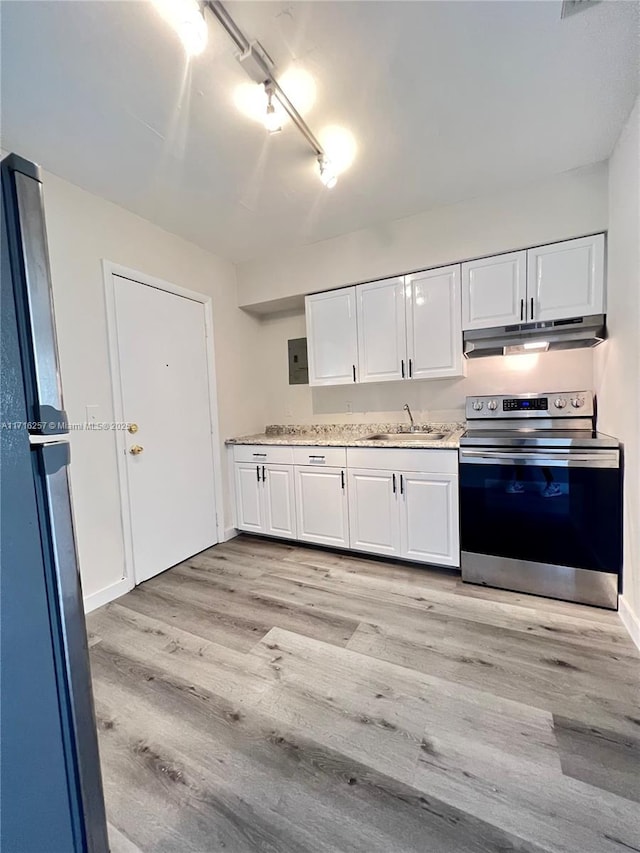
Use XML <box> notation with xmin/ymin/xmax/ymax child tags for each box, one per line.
<box><xmin>466</xmin><ymin>391</ymin><xmax>594</xmax><ymax>419</ymax></box>
<box><xmin>503</xmin><ymin>398</ymin><xmax>548</xmax><ymax>412</ymax></box>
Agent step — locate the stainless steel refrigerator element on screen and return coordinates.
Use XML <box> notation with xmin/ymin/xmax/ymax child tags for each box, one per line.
<box><xmin>1</xmin><ymin>153</ymin><xmax>109</xmax><ymax>852</ymax></box>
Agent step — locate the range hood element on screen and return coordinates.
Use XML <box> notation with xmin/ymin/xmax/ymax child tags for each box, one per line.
<box><xmin>463</xmin><ymin>315</ymin><xmax>606</xmax><ymax>359</ymax></box>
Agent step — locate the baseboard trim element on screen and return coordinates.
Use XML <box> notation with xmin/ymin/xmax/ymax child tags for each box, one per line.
<box><xmin>223</xmin><ymin>527</ymin><xmax>239</xmax><ymax>542</ymax></box>
<box><xmin>618</xmin><ymin>595</ymin><xmax>640</xmax><ymax>653</ymax></box>
<box><xmin>84</xmin><ymin>577</ymin><xmax>133</xmax><ymax>614</ymax></box>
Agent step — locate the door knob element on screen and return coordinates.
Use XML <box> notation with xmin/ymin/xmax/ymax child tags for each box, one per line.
<box><xmin>128</xmin><ymin>423</ymin><xmax>139</xmax><ymax>434</ymax></box>
<box><xmin>129</xmin><ymin>444</ymin><xmax>144</xmax><ymax>455</ymax></box>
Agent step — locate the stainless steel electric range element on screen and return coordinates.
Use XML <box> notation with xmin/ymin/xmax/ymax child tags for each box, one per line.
<box><xmin>459</xmin><ymin>390</ymin><xmax>622</xmax><ymax>609</ymax></box>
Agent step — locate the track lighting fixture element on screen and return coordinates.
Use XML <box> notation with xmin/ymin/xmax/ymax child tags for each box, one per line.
<box><xmin>153</xmin><ymin>1</ymin><xmax>356</xmax><ymax>187</ymax></box>
<box><xmin>264</xmin><ymin>85</ymin><xmax>282</xmax><ymax>135</ymax></box>
<box><xmin>317</xmin><ymin>156</ymin><xmax>337</xmax><ymax>189</ymax></box>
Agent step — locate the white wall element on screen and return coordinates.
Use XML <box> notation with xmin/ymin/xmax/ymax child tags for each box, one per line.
<box><xmin>594</xmin><ymin>96</ymin><xmax>640</xmax><ymax>643</ymax></box>
<box><xmin>237</xmin><ymin>163</ymin><xmax>608</xmax><ymax>309</ymax></box>
<box><xmin>259</xmin><ymin>309</ymin><xmax>594</xmax><ymax>426</ymax></box>
<box><xmin>41</xmin><ymin>171</ymin><xmax>265</xmax><ymax>604</ymax></box>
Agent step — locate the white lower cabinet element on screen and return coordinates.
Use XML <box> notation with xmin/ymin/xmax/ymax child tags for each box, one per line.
<box><xmin>234</xmin><ymin>445</ymin><xmax>460</xmax><ymax>568</ymax></box>
<box><xmin>399</xmin><ymin>472</ymin><xmax>459</xmax><ymax>567</ymax></box>
<box><xmin>348</xmin><ymin>467</ymin><xmax>459</xmax><ymax>567</ymax></box>
<box><xmin>234</xmin><ymin>462</ymin><xmax>264</xmax><ymax>533</ymax></box>
<box><xmin>262</xmin><ymin>464</ymin><xmax>296</xmax><ymax>539</ymax></box>
<box><xmin>234</xmin><ymin>461</ymin><xmax>296</xmax><ymax>540</ymax></box>
<box><xmin>348</xmin><ymin>469</ymin><xmax>401</xmax><ymax>557</ymax></box>
<box><xmin>295</xmin><ymin>466</ymin><xmax>349</xmax><ymax>548</ymax></box>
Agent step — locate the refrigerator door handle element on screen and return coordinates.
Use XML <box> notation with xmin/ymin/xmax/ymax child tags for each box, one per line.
<box><xmin>4</xmin><ymin>158</ymin><xmax>67</xmax><ymax>434</ymax></box>
<box><xmin>38</xmin><ymin>442</ymin><xmax>110</xmax><ymax>853</ymax></box>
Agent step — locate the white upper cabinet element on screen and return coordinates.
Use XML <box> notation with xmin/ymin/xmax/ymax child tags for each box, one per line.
<box><xmin>357</xmin><ymin>277</ymin><xmax>407</xmax><ymax>383</ymax></box>
<box><xmin>406</xmin><ymin>265</ymin><xmax>464</xmax><ymax>380</ymax></box>
<box><xmin>306</xmin><ymin>287</ymin><xmax>358</xmax><ymax>386</ymax></box>
<box><xmin>461</xmin><ymin>234</ymin><xmax>605</xmax><ymax>330</ymax></box>
<box><xmin>462</xmin><ymin>251</ymin><xmax>527</xmax><ymax>330</ymax></box>
<box><xmin>527</xmin><ymin>234</ymin><xmax>605</xmax><ymax>323</ymax></box>
<box><xmin>304</xmin><ymin>234</ymin><xmax>605</xmax><ymax>384</ymax></box>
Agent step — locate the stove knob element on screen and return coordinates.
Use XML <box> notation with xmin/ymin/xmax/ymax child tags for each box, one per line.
<box><xmin>472</xmin><ymin>401</ymin><xmax>484</xmax><ymax>411</ymax></box>
<box><xmin>554</xmin><ymin>398</ymin><xmax>567</xmax><ymax>409</ymax></box>
<box><xmin>487</xmin><ymin>400</ymin><xmax>498</xmax><ymax>411</ymax></box>
<box><xmin>571</xmin><ymin>397</ymin><xmax>584</xmax><ymax>409</ymax></box>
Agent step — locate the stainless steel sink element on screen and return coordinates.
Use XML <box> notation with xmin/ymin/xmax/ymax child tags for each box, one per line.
<box><xmin>365</xmin><ymin>432</ymin><xmax>448</xmax><ymax>441</ymax></box>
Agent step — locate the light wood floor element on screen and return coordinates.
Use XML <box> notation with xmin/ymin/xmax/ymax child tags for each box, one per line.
<box><xmin>87</xmin><ymin>535</ymin><xmax>640</xmax><ymax>853</ymax></box>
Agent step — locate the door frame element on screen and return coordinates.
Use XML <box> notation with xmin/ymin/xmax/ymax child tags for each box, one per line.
<box><xmin>102</xmin><ymin>260</ymin><xmax>225</xmax><ymax>588</ymax></box>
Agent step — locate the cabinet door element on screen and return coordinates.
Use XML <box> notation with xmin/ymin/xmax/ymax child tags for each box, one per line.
<box><xmin>399</xmin><ymin>472</ymin><xmax>459</xmax><ymax>567</ymax></box>
<box><xmin>462</xmin><ymin>251</ymin><xmax>527</xmax><ymax>330</ymax></box>
<box><xmin>356</xmin><ymin>277</ymin><xmax>407</xmax><ymax>383</ymax></box>
<box><xmin>262</xmin><ymin>464</ymin><xmax>296</xmax><ymax>540</ymax></box>
<box><xmin>305</xmin><ymin>287</ymin><xmax>358</xmax><ymax>386</ymax></box>
<box><xmin>347</xmin><ymin>469</ymin><xmax>400</xmax><ymax>557</ymax></box>
<box><xmin>527</xmin><ymin>234</ymin><xmax>605</xmax><ymax>322</ymax></box>
<box><xmin>406</xmin><ymin>265</ymin><xmax>463</xmax><ymax>380</ymax></box>
<box><xmin>295</xmin><ymin>466</ymin><xmax>349</xmax><ymax>548</ymax></box>
<box><xmin>234</xmin><ymin>462</ymin><xmax>264</xmax><ymax>533</ymax></box>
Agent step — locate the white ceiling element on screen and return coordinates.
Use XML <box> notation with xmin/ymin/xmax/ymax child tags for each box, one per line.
<box><xmin>1</xmin><ymin>1</ymin><xmax>638</xmax><ymax>263</ymax></box>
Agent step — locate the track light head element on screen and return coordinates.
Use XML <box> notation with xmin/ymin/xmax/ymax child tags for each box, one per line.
<box><xmin>318</xmin><ymin>156</ymin><xmax>337</xmax><ymax>189</ymax></box>
<box><xmin>264</xmin><ymin>85</ymin><xmax>282</xmax><ymax>134</ymax></box>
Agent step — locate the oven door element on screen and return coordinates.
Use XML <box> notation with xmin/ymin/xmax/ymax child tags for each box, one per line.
<box><xmin>459</xmin><ymin>447</ymin><xmax>622</xmax><ymax>575</ymax></box>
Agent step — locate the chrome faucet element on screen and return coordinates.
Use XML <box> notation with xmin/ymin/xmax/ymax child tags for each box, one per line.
<box><xmin>403</xmin><ymin>403</ymin><xmax>418</xmax><ymax>432</ymax></box>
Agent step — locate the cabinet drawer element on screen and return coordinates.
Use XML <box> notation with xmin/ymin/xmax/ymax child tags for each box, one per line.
<box><xmin>292</xmin><ymin>446</ymin><xmax>346</xmax><ymax>467</ymax></box>
<box><xmin>346</xmin><ymin>447</ymin><xmax>458</xmax><ymax>475</ymax></box>
<box><xmin>233</xmin><ymin>445</ymin><xmax>294</xmax><ymax>465</ymax></box>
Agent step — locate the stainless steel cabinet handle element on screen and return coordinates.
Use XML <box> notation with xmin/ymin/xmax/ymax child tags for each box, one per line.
<box><xmin>408</xmin><ymin>359</ymin><xmax>413</xmax><ymax>378</ymax></box>
<box><xmin>520</xmin><ymin>299</ymin><xmax>524</xmax><ymax>321</ymax></box>
<box><xmin>352</xmin><ymin>364</ymin><xmax>356</xmax><ymax>382</ymax></box>
<box><xmin>401</xmin><ymin>359</ymin><xmax>405</xmax><ymax>378</ymax></box>
<box><xmin>262</xmin><ymin>465</ymin><xmax>265</xmax><ymax>481</ymax></box>
<box><xmin>530</xmin><ymin>297</ymin><xmax>534</xmax><ymax>320</ymax></box>
<box><xmin>392</xmin><ymin>473</ymin><xmax>396</xmax><ymax>493</ymax></box>
<box><xmin>400</xmin><ymin>474</ymin><xmax>404</xmax><ymax>494</ymax></box>
<box><xmin>256</xmin><ymin>465</ymin><xmax>260</xmax><ymax>481</ymax></box>
<box><xmin>341</xmin><ymin>470</ymin><xmax>345</xmax><ymax>490</ymax></box>
<box><xmin>252</xmin><ymin>452</ymin><xmax>267</xmax><ymax>457</ymax></box>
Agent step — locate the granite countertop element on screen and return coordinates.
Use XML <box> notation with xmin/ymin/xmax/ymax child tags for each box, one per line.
<box><xmin>225</xmin><ymin>423</ymin><xmax>464</xmax><ymax>450</ymax></box>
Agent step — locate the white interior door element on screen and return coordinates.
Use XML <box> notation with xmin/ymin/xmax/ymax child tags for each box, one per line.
<box><xmin>347</xmin><ymin>469</ymin><xmax>400</xmax><ymax>557</ymax></box>
<box><xmin>113</xmin><ymin>275</ymin><xmax>217</xmax><ymax>584</ymax></box>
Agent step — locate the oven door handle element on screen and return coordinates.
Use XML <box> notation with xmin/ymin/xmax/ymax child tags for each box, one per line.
<box><xmin>459</xmin><ymin>448</ymin><xmax>619</xmax><ymax>468</ymax></box>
